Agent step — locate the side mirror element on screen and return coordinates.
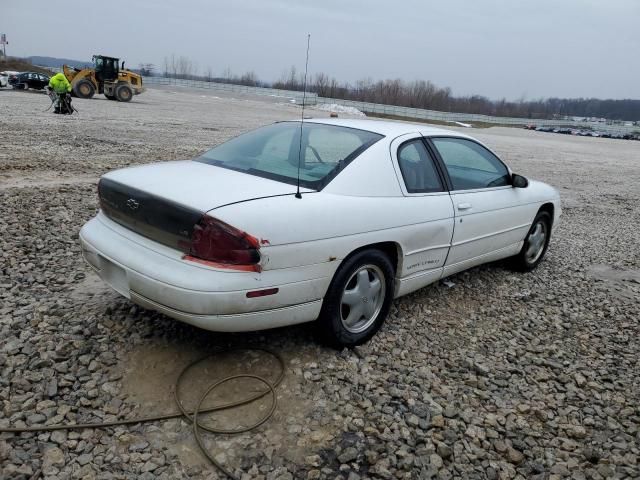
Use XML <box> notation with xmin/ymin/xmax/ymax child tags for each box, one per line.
<box><xmin>512</xmin><ymin>174</ymin><xmax>529</xmax><ymax>188</ymax></box>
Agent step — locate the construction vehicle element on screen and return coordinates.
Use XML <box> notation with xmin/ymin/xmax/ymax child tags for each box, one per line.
<box><xmin>62</xmin><ymin>55</ymin><xmax>144</xmax><ymax>102</ymax></box>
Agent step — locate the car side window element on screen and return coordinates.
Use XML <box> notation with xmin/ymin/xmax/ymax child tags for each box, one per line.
<box><xmin>432</xmin><ymin>137</ymin><xmax>511</xmax><ymax>190</ymax></box>
<box><xmin>397</xmin><ymin>139</ymin><xmax>443</xmax><ymax>193</ymax></box>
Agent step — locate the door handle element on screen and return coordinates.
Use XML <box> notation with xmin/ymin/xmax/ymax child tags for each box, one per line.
<box><xmin>457</xmin><ymin>202</ymin><xmax>472</xmax><ymax>210</ymax></box>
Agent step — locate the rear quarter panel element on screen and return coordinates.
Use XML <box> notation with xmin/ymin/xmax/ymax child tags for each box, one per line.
<box><xmin>211</xmin><ymin>192</ymin><xmax>454</xmax><ymax>277</ymax></box>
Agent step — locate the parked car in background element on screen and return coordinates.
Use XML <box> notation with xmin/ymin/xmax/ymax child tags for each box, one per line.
<box><xmin>0</xmin><ymin>71</ymin><xmax>19</xmax><ymax>88</ymax></box>
<box><xmin>80</xmin><ymin>119</ymin><xmax>561</xmax><ymax>346</ymax></box>
<box><xmin>8</xmin><ymin>72</ymin><xmax>50</xmax><ymax>90</ymax></box>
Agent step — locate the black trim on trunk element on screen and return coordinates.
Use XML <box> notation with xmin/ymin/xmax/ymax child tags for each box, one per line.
<box><xmin>98</xmin><ymin>178</ymin><xmax>202</xmax><ymax>252</ymax></box>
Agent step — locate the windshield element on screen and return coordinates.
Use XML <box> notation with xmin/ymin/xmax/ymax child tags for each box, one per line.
<box><xmin>196</xmin><ymin>122</ymin><xmax>383</xmax><ymax>190</ymax></box>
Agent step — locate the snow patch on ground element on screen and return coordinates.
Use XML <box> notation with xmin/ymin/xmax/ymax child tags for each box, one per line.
<box><xmin>314</xmin><ymin>103</ymin><xmax>367</xmax><ymax>117</ymax></box>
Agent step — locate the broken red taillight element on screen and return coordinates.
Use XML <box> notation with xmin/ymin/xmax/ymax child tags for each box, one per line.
<box><xmin>183</xmin><ymin>215</ymin><xmax>261</xmax><ymax>272</ymax></box>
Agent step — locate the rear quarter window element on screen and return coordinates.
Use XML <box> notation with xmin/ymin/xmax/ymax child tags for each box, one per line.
<box><xmin>397</xmin><ymin>140</ymin><xmax>444</xmax><ymax>193</ymax></box>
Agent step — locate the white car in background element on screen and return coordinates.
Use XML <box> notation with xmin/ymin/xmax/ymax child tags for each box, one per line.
<box><xmin>0</xmin><ymin>71</ymin><xmax>19</xmax><ymax>88</ymax></box>
<box><xmin>80</xmin><ymin>119</ymin><xmax>561</xmax><ymax>346</ymax></box>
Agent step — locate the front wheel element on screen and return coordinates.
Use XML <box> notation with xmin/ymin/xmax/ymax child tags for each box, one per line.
<box><xmin>512</xmin><ymin>211</ymin><xmax>552</xmax><ymax>271</ymax></box>
<box><xmin>115</xmin><ymin>84</ymin><xmax>133</xmax><ymax>102</ymax></box>
<box><xmin>74</xmin><ymin>79</ymin><xmax>95</xmax><ymax>99</ymax></box>
<box><xmin>318</xmin><ymin>249</ymin><xmax>395</xmax><ymax>347</ymax></box>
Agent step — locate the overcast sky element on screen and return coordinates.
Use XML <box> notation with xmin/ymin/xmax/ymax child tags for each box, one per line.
<box><xmin>4</xmin><ymin>0</ymin><xmax>639</xmax><ymax>100</ymax></box>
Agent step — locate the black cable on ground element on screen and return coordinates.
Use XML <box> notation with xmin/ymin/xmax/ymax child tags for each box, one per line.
<box><xmin>0</xmin><ymin>348</ymin><xmax>285</xmax><ymax>480</ymax></box>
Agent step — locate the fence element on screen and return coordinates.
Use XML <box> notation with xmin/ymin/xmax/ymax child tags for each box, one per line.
<box><xmin>143</xmin><ymin>76</ymin><xmax>639</xmax><ymax>135</ymax></box>
<box><xmin>314</xmin><ymin>98</ymin><xmax>639</xmax><ymax>135</ymax></box>
<box><xmin>143</xmin><ymin>76</ymin><xmax>316</xmax><ymax>104</ymax></box>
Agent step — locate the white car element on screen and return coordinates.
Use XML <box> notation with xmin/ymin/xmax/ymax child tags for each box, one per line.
<box><xmin>0</xmin><ymin>71</ymin><xmax>19</xmax><ymax>88</ymax></box>
<box><xmin>80</xmin><ymin>119</ymin><xmax>561</xmax><ymax>346</ymax></box>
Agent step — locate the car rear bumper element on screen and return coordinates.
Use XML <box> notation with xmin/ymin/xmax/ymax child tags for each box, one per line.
<box><xmin>129</xmin><ymin>290</ymin><xmax>321</xmax><ymax>332</ymax></box>
<box><xmin>79</xmin><ymin>212</ymin><xmax>328</xmax><ymax>331</ymax></box>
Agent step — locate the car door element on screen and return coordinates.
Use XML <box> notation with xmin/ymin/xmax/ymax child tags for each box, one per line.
<box><xmin>428</xmin><ymin>136</ymin><xmax>535</xmax><ymax>276</ymax></box>
<box><xmin>389</xmin><ymin>134</ymin><xmax>455</xmax><ymax>296</ymax></box>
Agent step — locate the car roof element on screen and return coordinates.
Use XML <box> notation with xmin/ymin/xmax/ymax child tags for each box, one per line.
<box><xmin>299</xmin><ymin>117</ymin><xmax>474</xmax><ymax>140</ymax></box>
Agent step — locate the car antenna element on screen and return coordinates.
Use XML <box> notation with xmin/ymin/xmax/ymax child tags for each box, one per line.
<box><xmin>295</xmin><ymin>34</ymin><xmax>311</xmax><ymax>200</ymax></box>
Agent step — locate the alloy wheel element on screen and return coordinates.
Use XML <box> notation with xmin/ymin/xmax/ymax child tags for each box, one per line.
<box><xmin>340</xmin><ymin>264</ymin><xmax>386</xmax><ymax>334</ymax></box>
<box><xmin>525</xmin><ymin>221</ymin><xmax>547</xmax><ymax>264</ymax></box>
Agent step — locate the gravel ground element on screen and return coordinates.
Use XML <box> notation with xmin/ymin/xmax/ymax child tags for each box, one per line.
<box><xmin>1</xmin><ymin>87</ymin><xmax>639</xmax><ymax>480</ymax></box>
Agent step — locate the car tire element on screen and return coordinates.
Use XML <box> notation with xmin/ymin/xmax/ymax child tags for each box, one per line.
<box><xmin>512</xmin><ymin>211</ymin><xmax>552</xmax><ymax>271</ymax></box>
<box><xmin>317</xmin><ymin>249</ymin><xmax>395</xmax><ymax>347</ymax></box>
<box><xmin>74</xmin><ymin>79</ymin><xmax>95</xmax><ymax>99</ymax></box>
<box><xmin>115</xmin><ymin>84</ymin><xmax>133</xmax><ymax>102</ymax></box>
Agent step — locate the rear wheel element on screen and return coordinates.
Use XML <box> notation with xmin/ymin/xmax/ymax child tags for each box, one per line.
<box><xmin>318</xmin><ymin>249</ymin><xmax>395</xmax><ymax>347</ymax></box>
<box><xmin>512</xmin><ymin>211</ymin><xmax>552</xmax><ymax>271</ymax></box>
<box><xmin>74</xmin><ymin>79</ymin><xmax>95</xmax><ymax>99</ymax></box>
<box><xmin>115</xmin><ymin>84</ymin><xmax>133</xmax><ymax>102</ymax></box>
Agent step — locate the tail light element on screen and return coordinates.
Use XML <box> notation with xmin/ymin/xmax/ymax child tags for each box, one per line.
<box><xmin>183</xmin><ymin>215</ymin><xmax>261</xmax><ymax>272</ymax></box>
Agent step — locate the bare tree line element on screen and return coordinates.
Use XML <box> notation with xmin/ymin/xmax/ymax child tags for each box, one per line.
<box><xmin>274</xmin><ymin>69</ymin><xmax>640</xmax><ymax>121</ymax></box>
<box><xmin>162</xmin><ymin>54</ymin><xmax>198</xmax><ymax>80</ymax></box>
<box><xmin>160</xmin><ymin>55</ymin><xmax>263</xmax><ymax>87</ymax></box>
<box><xmin>152</xmin><ymin>57</ymin><xmax>639</xmax><ymax>121</ymax></box>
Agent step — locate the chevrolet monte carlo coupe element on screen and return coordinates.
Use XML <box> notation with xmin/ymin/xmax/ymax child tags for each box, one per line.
<box><xmin>80</xmin><ymin>119</ymin><xmax>561</xmax><ymax>346</ymax></box>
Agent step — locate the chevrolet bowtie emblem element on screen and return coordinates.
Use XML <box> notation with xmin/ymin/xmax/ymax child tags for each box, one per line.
<box><xmin>126</xmin><ymin>198</ymin><xmax>140</xmax><ymax>210</ymax></box>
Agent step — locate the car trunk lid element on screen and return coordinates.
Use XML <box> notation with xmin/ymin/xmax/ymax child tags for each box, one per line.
<box><xmin>99</xmin><ymin>160</ymin><xmax>304</xmax><ymax>251</ymax></box>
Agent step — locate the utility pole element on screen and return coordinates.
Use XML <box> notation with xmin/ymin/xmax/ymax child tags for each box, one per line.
<box><xmin>0</xmin><ymin>33</ymin><xmax>7</xmax><ymax>58</ymax></box>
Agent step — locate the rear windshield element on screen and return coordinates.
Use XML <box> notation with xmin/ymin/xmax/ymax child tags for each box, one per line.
<box><xmin>196</xmin><ymin>122</ymin><xmax>383</xmax><ymax>190</ymax></box>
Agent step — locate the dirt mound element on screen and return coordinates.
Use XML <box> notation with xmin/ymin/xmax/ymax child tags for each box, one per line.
<box><xmin>0</xmin><ymin>56</ymin><xmax>54</xmax><ymax>75</ymax></box>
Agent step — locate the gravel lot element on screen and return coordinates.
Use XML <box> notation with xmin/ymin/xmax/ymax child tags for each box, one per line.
<box><xmin>1</xmin><ymin>87</ymin><xmax>639</xmax><ymax>480</ymax></box>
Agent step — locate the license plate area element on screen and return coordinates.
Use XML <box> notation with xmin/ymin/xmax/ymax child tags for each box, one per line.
<box><xmin>98</xmin><ymin>255</ymin><xmax>130</xmax><ymax>299</ymax></box>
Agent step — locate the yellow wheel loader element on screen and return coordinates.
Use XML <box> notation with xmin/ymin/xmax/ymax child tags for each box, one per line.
<box><xmin>63</xmin><ymin>55</ymin><xmax>144</xmax><ymax>102</ymax></box>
